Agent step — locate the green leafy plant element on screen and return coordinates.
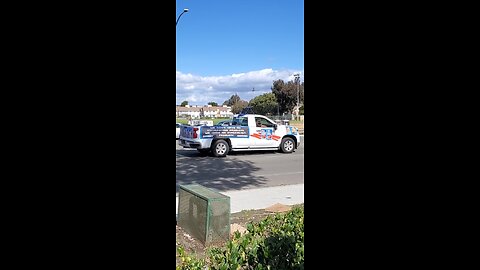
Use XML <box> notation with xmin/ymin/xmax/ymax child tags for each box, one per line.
<box><xmin>176</xmin><ymin>245</ymin><xmax>206</xmax><ymax>270</ymax></box>
<box><xmin>176</xmin><ymin>206</ymin><xmax>304</xmax><ymax>270</ymax></box>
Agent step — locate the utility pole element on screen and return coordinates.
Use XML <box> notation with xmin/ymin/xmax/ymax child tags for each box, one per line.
<box><xmin>294</xmin><ymin>74</ymin><xmax>300</xmax><ymax>121</ymax></box>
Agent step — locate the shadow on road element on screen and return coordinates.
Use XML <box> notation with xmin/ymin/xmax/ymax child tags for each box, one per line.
<box><xmin>176</xmin><ymin>150</ymin><xmax>268</xmax><ymax>193</ymax></box>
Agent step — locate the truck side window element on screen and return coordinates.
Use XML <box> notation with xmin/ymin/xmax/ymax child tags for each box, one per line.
<box><xmin>255</xmin><ymin>117</ymin><xmax>263</xmax><ymax>127</ymax></box>
<box><xmin>256</xmin><ymin>117</ymin><xmax>273</xmax><ymax>128</ymax></box>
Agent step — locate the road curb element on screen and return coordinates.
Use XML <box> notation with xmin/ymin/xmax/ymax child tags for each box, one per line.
<box><xmin>176</xmin><ymin>184</ymin><xmax>304</xmax><ymax>215</ymax></box>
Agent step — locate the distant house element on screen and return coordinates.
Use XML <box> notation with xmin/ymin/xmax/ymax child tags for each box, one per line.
<box><xmin>176</xmin><ymin>105</ymin><xmax>233</xmax><ymax>118</ymax></box>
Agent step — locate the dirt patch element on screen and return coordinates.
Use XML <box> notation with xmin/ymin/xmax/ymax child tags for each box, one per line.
<box><xmin>176</xmin><ymin>225</ymin><xmax>208</xmax><ymax>265</ymax></box>
<box><xmin>290</xmin><ymin>122</ymin><xmax>304</xmax><ymax>129</ymax></box>
<box><xmin>265</xmin><ymin>203</ymin><xmax>292</xmax><ymax>213</ymax></box>
<box><xmin>176</xmin><ymin>208</ymin><xmax>277</xmax><ymax>266</ymax></box>
<box><xmin>230</xmin><ymin>223</ymin><xmax>247</xmax><ymax>235</ymax></box>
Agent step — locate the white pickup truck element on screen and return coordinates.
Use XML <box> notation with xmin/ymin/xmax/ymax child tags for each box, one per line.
<box><xmin>178</xmin><ymin>114</ymin><xmax>301</xmax><ymax>157</ymax></box>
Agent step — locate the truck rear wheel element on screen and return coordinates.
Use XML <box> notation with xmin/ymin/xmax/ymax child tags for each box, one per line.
<box><xmin>280</xmin><ymin>137</ymin><xmax>295</xmax><ymax>153</ymax></box>
<box><xmin>211</xmin><ymin>140</ymin><xmax>229</xmax><ymax>157</ymax></box>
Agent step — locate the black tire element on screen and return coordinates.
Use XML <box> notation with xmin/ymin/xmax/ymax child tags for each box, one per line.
<box><xmin>211</xmin><ymin>140</ymin><xmax>229</xmax><ymax>157</ymax></box>
<box><xmin>280</xmin><ymin>137</ymin><xmax>295</xmax><ymax>153</ymax></box>
<box><xmin>197</xmin><ymin>149</ymin><xmax>210</xmax><ymax>156</ymax></box>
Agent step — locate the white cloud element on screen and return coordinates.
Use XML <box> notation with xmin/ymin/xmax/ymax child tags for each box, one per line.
<box><xmin>176</xmin><ymin>69</ymin><xmax>303</xmax><ymax>105</ymax></box>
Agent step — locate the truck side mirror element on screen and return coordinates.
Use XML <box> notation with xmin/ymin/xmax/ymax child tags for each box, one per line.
<box><xmin>274</xmin><ymin>124</ymin><xmax>277</xmax><ymax>130</ymax></box>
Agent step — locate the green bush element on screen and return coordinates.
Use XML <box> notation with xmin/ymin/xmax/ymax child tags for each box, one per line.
<box><xmin>176</xmin><ymin>206</ymin><xmax>304</xmax><ymax>270</ymax></box>
<box><xmin>176</xmin><ymin>245</ymin><xmax>205</xmax><ymax>270</ymax></box>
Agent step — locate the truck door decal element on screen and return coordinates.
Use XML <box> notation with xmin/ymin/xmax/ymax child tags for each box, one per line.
<box><xmin>251</xmin><ymin>129</ymin><xmax>281</xmax><ymax>141</ymax></box>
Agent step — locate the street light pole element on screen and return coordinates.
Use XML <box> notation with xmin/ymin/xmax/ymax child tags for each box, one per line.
<box><xmin>294</xmin><ymin>74</ymin><xmax>300</xmax><ymax>121</ymax></box>
<box><xmin>176</xmin><ymin>8</ymin><xmax>189</xmax><ymax>26</ymax></box>
<box><xmin>176</xmin><ymin>8</ymin><xmax>188</xmax><ymax>108</ymax></box>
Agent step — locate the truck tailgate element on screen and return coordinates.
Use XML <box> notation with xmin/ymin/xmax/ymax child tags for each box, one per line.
<box><xmin>180</xmin><ymin>125</ymin><xmax>194</xmax><ymax>139</ymax></box>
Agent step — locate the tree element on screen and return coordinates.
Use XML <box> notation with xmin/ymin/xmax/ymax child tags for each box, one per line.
<box><xmin>222</xmin><ymin>94</ymin><xmax>248</xmax><ymax>114</ymax></box>
<box><xmin>231</xmin><ymin>100</ymin><xmax>249</xmax><ymax>114</ymax></box>
<box><xmin>271</xmin><ymin>79</ymin><xmax>304</xmax><ymax>114</ymax></box>
<box><xmin>223</xmin><ymin>94</ymin><xmax>241</xmax><ymax>106</ymax></box>
<box><xmin>208</xmin><ymin>101</ymin><xmax>218</xmax><ymax>107</ymax></box>
<box><xmin>180</xmin><ymin>100</ymin><xmax>188</xmax><ymax>107</ymax></box>
<box><xmin>249</xmin><ymin>93</ymin><xmax>278</xmax><ymax>116</ymax></box>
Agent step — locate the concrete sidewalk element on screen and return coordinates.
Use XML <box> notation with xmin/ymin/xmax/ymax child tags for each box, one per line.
<box><xmin>176</xmin><ymin>184</ymin><xmax>304</xmax><ymax>215</ymax></box>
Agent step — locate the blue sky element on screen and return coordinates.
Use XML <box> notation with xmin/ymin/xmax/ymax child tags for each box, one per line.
<box><xmin>176</xmin><ymin>0</ymin><xmax>304</xmax><ymax>105</ymax></box>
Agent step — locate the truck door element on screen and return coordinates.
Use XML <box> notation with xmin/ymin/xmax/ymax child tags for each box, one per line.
<box><xmin>251</xmin><ymin>116</ymin><xmax>278</xmax><ymax>148</ymax></box>
<box><xmin>228</xmin><ymin>116</ymin><xmax>253</xmax><ymax>148</ymax></box>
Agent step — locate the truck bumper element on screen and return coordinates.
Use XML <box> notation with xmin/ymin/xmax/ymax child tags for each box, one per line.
<box><xmin>179</xmin><ymin>139</ymin><xmax>202</xmax><ymax>149</ymax></box>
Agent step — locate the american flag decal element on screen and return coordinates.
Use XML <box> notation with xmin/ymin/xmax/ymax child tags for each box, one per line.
<box><xmin>251</xmin><ymin>133</ymin><xmax>281</xmax><ymax>141</ymax></box>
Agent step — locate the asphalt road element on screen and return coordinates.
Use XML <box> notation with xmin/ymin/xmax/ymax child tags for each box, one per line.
<box><xmin>176</xmin><ymin>136</ymin><xmax>304</xmax><ymax>194</ymax></box>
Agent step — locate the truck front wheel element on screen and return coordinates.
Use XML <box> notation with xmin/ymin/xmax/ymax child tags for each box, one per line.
<box><xmin>211</xmin><ymin>140</ymin><xmax>229</xmax><ymax>157</ymax></box>
<box><xmin>280</xmin><ymin>137</ymin><xmax>295</xmax><ymax>153</ymax></box>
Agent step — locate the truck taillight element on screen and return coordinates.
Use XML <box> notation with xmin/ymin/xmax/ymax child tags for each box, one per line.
<box><xmin>193</xmin><ymin>128</ymin><xmax>198</xmax><ymax>138</ymax></box>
